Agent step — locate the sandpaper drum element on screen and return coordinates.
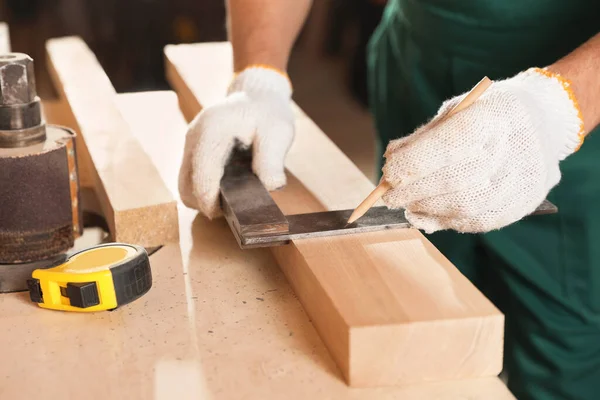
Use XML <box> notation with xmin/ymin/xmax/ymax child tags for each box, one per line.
<box><xmin>0</xmin><ymin>53</ymin><xmax>82</xmax><ymax>264</ymax></box>
<box><xmin>0</xmin><ymin>127</ymin><xmax>81</xmax><ymax>262</ymax></box>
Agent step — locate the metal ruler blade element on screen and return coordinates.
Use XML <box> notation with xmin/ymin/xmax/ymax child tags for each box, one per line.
<box><xmin>220</xmin><ymin>148</ymin><xmax>558</xmax><ymax>250</ymax></box>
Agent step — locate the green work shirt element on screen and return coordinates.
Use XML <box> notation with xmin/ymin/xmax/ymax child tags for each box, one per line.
<box><xmin>368</xmin><ymin>1</ymin><xmax>600</xmax><ymax>399</ymax></box>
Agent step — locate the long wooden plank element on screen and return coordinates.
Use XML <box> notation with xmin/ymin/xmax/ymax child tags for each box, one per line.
<box><xmin>124</xmin><ymin>91</ymin><xmax>509</xmax><ymax>398</ymax></box>
<box><xmin>165</xmin><ymin>43</ymin><xmax>505</xmax><ymax>387</ymax></box>
<box><xmin>46</xmin><ymin>36</ymin><xmax>178</xmax><ymax>247</ymax></box>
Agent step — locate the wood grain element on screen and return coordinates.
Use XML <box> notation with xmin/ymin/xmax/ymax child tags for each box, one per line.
<box><xmin>46</xmin><ymin>36</ymin><xmax>179</xmax><ymax>247</ymax></box>
<box><xmin>165</xmin><ymin>42</ymin><xmax>505</xmax><ymax>387</ymax></box>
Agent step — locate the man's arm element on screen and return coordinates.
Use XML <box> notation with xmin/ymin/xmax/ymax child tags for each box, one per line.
<box><xmin>549</xmin><ymin>32</ymin><xmax>600</xmax><ymax>134</ymax></box>
<box><xmin>227</xmin><ymin>0</ymin><xmax>313</xmax><ymax>72</ymax></box>
<box><xmin>379</xmin><ymin>33</ymin><xmax>600</xmax><ymax>234</ymax></box>
<box><xmin>179</xmin><ymin>1</ymin><xmax>310</xmax><ymax>217</ymax></box>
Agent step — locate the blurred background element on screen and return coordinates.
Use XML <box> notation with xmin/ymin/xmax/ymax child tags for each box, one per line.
<box><xmin>0</xmin><ymin>0</ymin><xmax>387</xmax><ymax>180</ymax></box>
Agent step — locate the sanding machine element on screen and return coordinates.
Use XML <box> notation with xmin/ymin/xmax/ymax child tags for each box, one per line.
<box><xmin>0</xmin><ymin>53</ymin><xmax>154</xmax><ymax>311</ymax></box>
<box><xmin>0</xmin><ymin>52</ymin><xmax>83</xmax><ymax>292</ymax></box>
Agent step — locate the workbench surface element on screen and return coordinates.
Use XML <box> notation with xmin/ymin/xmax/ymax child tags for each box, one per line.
<box><xmin>0</xmin><ymin>92</ymin><xmax>513</xmax><ymax>399</ymax></box>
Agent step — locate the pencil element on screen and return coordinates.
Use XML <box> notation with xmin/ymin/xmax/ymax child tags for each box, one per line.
<box><xmin>346</xmin><ymin>76</ymin><xmax>493</xmax><ymax>224</ymax></box>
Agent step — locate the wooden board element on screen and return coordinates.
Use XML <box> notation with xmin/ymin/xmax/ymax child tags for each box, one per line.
<box><xmin>164</xmin><ymin>42</ymin><xmax>505</xmax><ymax>387</ymax></box>
<box><xmin>0</xmin><ymin>90</ymin><xmax>514</xmax><ymax>399</ymax></box>
<box><xmin>45</xmin><ymin>36</ymin><xmax>179</xmax><ymax>247</ymax></box>
<box><xmin>0</xmin><ymin>22</ymin><xmax>10</xmax><ymax>53</ymax></box>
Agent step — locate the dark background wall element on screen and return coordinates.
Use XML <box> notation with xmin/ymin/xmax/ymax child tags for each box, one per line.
<box><xmin>0</xmin><ymin>0</ymin><xmax>227</xmax><ymax>96</ymax></box>
<box><xmin>0</xmin><ymin>0</ymin><xmax>386</xmax><ymax>179</ymax></box>
<box><xmin>0</xmin><ymin>0</ymin><xmax>384</xmax><ymax>101</ymax></box>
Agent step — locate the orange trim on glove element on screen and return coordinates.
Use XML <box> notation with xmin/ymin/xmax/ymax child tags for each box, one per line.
<box><xmin>534</xmin><ymin>67</ymin><xmax>585</xmax><ymax>150</ymax></box>
<box><xmin>233</xmin><ymin>64</ymin><xmax>292</xmax><ymax>89</ymax></box>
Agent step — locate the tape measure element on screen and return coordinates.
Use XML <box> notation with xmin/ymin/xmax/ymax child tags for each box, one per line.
<box><xmin>27</xmin><ymin>243</ymin><xmax>152</xmax><ymax>312</ymax></box>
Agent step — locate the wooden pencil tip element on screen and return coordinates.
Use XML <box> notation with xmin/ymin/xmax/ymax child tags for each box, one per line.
<box><xmin>346</xmin><ymin>212</ymin><xmax>359</xmax><ymax>225</ymax></box>
<box><xmin>346</xmin><ymin>181</ymin><xmax>391</xmax><ymax>226</ymax></box>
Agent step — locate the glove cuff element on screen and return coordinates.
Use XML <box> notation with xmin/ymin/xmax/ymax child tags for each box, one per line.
<box><xmin>516</xmin><ymin>68</ymin><xmax>585</xmax><ymax>160</ymax></box>
<box><xmin>228</xmin><ymin>65</ymin><xmax>293</xmax><ymax>100</ymax></box>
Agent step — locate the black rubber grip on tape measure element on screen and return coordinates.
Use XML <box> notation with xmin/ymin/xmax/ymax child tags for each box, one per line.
<box><xmin>110</xmin><ymin>248</ymin><xmax>152</xmax><ymax>309</ymax></box>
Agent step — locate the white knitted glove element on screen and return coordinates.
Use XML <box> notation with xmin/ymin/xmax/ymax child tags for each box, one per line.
<box><xmin>382</xmin><ymin>68</ymin><xmax>584</xmax><ymax>233</ymax></box>
<box><xmin>179</xmin><ymin>66</ymin><xmax>295</xmax><ymax>218</ymax></box>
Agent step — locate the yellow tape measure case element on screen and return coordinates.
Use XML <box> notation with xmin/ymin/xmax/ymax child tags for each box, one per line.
<box><xmin>27</xmin><ymin>243</ymin><xmax>152</xmax><ymax>312</ymax></box>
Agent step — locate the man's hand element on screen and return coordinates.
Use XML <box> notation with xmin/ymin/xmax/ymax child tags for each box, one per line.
<box><xmin>382</xmin><ymin>68</ymin><xmax>584</xmax><ymax>233</ymax></box>
<box><xmin>179</xmin><ymin>0</ymin><xmax>313</xmax><ymax>218</ymax></box>
<box><xmin>178</xmin><ymin>67</ymin><xmax>294</xmax><ymax>218</ymax></box>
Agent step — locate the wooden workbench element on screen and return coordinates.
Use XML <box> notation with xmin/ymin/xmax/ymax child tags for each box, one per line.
<box><xmin>0</xmin><ymin>56</ymin><xmax>514</xmax><ymax>400</ymax></box>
